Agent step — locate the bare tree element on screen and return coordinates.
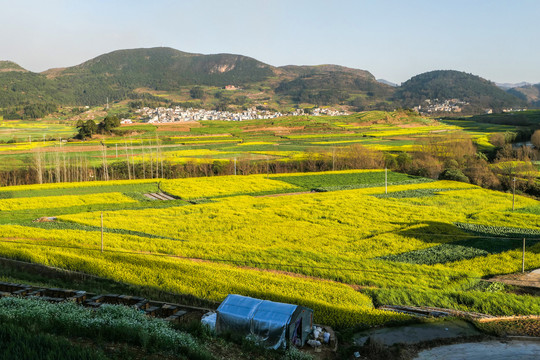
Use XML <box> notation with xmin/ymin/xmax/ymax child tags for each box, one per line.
<box><xmin>101</xmin><ymin>143</ymin><xmax>109</xmax><ymax>181</ymax></box>
<box><xmin>33</xmin><ymin>149</ymin><xmax>44</xmax><ymax>184</ymax></box>
<box><xmin>54</xmin><ymin>146</ymin><xmax>61</xmax><ymax>182</ymax></box>
<box><xmin>125</xmin><ymin>141</ymin><xmax>131</xmax><ymax>180</ymax></box>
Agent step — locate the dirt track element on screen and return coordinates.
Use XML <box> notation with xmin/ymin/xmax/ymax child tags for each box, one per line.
<box><xmin>490</xmin><ymin>268</ymin><xmax>540</xmax><ymax>289</ymax></box>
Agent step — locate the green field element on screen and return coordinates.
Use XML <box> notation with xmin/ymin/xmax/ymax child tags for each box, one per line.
<box><xmin>0</xmin><ymin>110</ymin><xmax>522</xmax><ymax>172</ymax></box>
<box><xmin>0</xmin><ymin>170</ymin><xmax>539</xmax><ymax>329</ymax></box>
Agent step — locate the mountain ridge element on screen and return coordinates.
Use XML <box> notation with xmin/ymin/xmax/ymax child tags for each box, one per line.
<box><xmin>0</xmin><ymin>48</ymin><xmax>533</xmax><ymax>114</ymax></box>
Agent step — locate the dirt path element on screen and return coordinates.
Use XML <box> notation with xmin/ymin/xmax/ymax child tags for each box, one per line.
<box><xmin>490</xmin><ymin>269</ymin><xmax>540</xmax><ymax>289</ymax></box>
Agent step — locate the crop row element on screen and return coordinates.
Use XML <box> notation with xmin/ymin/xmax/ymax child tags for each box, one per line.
<box><xmin>0</xmin><ymin>321</ymin><xmax>107</xmax><ymax>360</ymax></box>
<box><xmin>0</xmin><ymin>178</ymin><xmax>157</xmax><ymax>193</ymax></box>
<box><xmin>160</xmin><ymin>175</ymin><xmax>299</xmax><ymax>199</ymax></box>
<box><xmin>0</xmin><ymin>182</ymin><xmax>160</xmax><ymax>200</ymax></box>
<box><xmin>0</xmin><ymin>192</ymin><xmax>136</xmax><ymax>211</ymax></box>
<box><xmin>455</xmin><ymin>222</ymin><xmax>540</xmax><ymax>238</ymax></box>
<box><xmin>270</xmin><ymin>170</ymin><xmax>429</xmax><ymax>191</ymax></box>
<box><xmin>0</xmin><ymin>239</ymin><xmax>408</xmax><ymax>328</ymax></box>
<box><xmin>0</xmin><ymin>297</ymin><xmax>208</xmax><ymax>359</ymax></box>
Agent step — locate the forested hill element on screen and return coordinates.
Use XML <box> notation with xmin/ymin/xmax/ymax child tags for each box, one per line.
<box><xmin>0</xmin><ymin>47</ymin><xmax>389</xmax><ymax>111</ymax></box>
<box><xmin>395</xmin><ymin>70</ymin><xmax>526</xmax><ymax>112</ymax></box>
<box><xmin>0</xmin><ymin>47</ymin><xmax>278</xmax><ymax>109</ymax></box>
<box><xmin>0</xmin><ymin>61</ymin><xmax>27</xmax><ymax>72</ymax></box>
<box><xmin>275</xmin><ymin>64</ymin><xmax>394</xmax><ymax>108</ymax></box>
<box><xmin>47</xmin><ymin>47</ymin><xmax>275</xmax><ymax>89</ymax></box>
<box><xmin>508</xmin><ymin>83</ymin><xmax>540</xmax><ymax>108</ymax></box>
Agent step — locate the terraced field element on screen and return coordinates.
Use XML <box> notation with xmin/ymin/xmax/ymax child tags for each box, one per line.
<box><xmin>0</xmin><ymin>170</ymin><xmax>539</xmax><ymax>328</ymax></box>
<box><xmin>0</xmin><ymin>110</ymin><xmax>516</xmax><ymax>172</ymax></box>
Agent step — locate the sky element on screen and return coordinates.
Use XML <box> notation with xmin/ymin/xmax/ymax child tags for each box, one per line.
<box><xmin>1</xmin><ymin>0</ymin><xmax>539</xmax><ymax>84</ymax></box>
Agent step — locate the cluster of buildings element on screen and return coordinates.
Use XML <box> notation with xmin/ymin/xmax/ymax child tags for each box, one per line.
<box><xmin>412</xmin><ymin>99</ymin><xmax>528</xmax><ymax>115</ymax></box>
<box><xmin>136</xmin><ymin>106</ymin><xmax>348</xmax><ymax>123</ymax></box>
<box><xmin>310</xmin><ymin>107</ymin><xmax>348</xmax><ymax>116</ymax></box>
<box><xmin>413</xmin><ymin>99</ymin><xmax>469</xmax><ymax>114</ymax></box>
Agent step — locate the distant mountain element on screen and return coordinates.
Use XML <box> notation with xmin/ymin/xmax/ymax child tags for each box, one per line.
<box><xmin>508</xmin><ymin>83</ymin><xmax>540</xmax><ymax>108</ymax></box>
<box><xmin>275</xmin><ymin>64</ymin><xmax>393</xmax><ymax>105</ymax></box>
<box><xmin>496</xmin><ymin>81</ymin><xmax>531</xmax><ymax>90</ymax></box>
<box><xmin>377</xmin><ymin>79</ymin><xmax>398</xmax><ymax>87</ymax></box>
<box><xmin>48</xmin><ymin>47</ymin><xmax>275</xmax><ymax>89</ymax></box>
<box><xmin>0</xmin><ymin>62</ymin><xmax>69</xmax><ymax>108</ymax></box>
<box><xmin>395</xmin><ymin>70</ymin><xmax>526</xmax><ymax>112</ymax></box>
<box><xmin>0</xmin><ymin>61</ymin><xmax>27</xmax><ymax>72</ymax></box>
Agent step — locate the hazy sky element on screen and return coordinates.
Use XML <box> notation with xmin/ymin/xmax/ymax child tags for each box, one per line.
<box><xmin>1</xmin><ymin>0</ymin><xmax>539</xmax><ymax>84</ymax></box>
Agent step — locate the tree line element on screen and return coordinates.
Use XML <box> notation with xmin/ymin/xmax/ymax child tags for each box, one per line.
<box><xmin>1</xmin><ymin>133</ymin><xmax>539</xmax><ymax>199</ymax></box>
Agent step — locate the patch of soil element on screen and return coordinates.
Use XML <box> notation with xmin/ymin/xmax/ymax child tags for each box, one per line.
<box><xmin>154</xmin><ymin>121</ymin><xmax>202</xmax><ymax>132</ymax></box>
<box><xmin>490</xmin><ymin>269</ymin><xmax>540</xmax><ymax>289</ymax></box>
<box><xmin>397</xmin><ymin>124</ymin><xmax>427</xmax><ymax>128</ymax></box>
<box><xmin>170</xmin><ymin>133</ymin><xmax>232</xmax><ymax>138</ymax></box>
<box><xmin>256</xmin><ymin>191</ymin><xmax>313</xmax><ymax>198</ymax></box>
<box><xmin>242</xmin><ymin>126</ymin><xmax>305</xmax><ymax>134</ymax></box>
<box><xmin>1</xmin><ymin>145</ymin><xmax>104</xmax><ymax>155</ymax></box>
<box><xmin>70</xmin><ymin>110</ymin><xmax>107</xmax><ymax>122</ymax></box>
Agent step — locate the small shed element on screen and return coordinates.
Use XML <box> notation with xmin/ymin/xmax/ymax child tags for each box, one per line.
<box><xmin>216</xmin><ymin>294</ymin><xmax>313</xmax><ymax>350</ymax></box>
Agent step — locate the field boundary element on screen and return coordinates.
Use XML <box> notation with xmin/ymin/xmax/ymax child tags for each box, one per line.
<box><xmin>476</xmin><ymin>315</ymin><xmax>540</xmax><ymax>323</ymax></box>
<box><xmin>0</xmin><ymin>256</ymin><xmax>219</xmax><ymax>309</ymax></box>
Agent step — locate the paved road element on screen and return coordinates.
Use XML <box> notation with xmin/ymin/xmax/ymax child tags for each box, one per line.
<box><xmin>415</xmin><ymin>340</ymin><xmax>540</xmax><ymax>359</ymax></box>
<box><xmin>354</xmin><ymin>320</ymin><xmax>480</xmax><ymax>347</ymax></box>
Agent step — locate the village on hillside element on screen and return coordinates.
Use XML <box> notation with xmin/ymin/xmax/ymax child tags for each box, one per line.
<box><xmin>135</xmin><ymin>106</ymin><xmax>348</xmax><ymax>123</ymax></box>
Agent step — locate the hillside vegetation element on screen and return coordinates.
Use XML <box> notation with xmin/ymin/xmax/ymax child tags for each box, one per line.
<box><xmin>395</xmin><ymin>70</ymin><xmax>526</xmax><ymax>112</ymax></box>
<box><xmin>0</xmin><ymin>48</ymin><xmax>531</xmax><ymax>116</ymax></box>
<box><xmin>509</xmin><ymin>83</ymin><xmax>540</xmax><ymax>107</ymax></box>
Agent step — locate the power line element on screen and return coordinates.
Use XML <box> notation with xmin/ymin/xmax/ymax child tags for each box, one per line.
<box><xmin>33</xmin><ymin>217</ymin><xmax>540</xmax><ymax>242</ymax></box>
<box><xmin>394</xmin><ymin>231</ymin><xmax>540</xmax><ymax>241</ymax></box>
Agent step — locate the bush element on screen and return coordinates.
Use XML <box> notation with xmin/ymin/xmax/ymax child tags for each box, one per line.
<box><xmin>439</xmin><ymin>168</ymin><xmax>470</xmax><ymax>183</ymax></box>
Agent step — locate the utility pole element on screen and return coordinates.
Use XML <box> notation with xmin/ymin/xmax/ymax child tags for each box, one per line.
<box><xmin>115</xmin><ymin>143</ymin><xmax>118</xmax><ymax>158</ymax></box>
<box><xmin>522</xmin><ymin>238</ymin><xmax>526</xmax><ymax>273</ymax></box>
<box><xmin>101</xmin><ymin>212</ymin><xmax>104</xmax><ymax>253</ymax></box>
<box><xmin>385</xmin><ymin>167</ymin><xmax>388</xmax><ymax>194</ymax></box>
<box><xmin>234</xmin><ymin>158</ymin><xmax>237</xmax><ymax>175</ymax></box>
<box><xmin>512</xmin><ymin>177</ymin><xmax>516</xmax><ymax>211</ymax></box>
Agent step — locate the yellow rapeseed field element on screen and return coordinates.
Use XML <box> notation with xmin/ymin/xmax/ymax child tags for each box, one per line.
<box><xmin>0</xmin><ymin>192</ymin><xmax>136</xmax><ymax>211</ymax></box>
<box><xmin>1</xmin><ymin>170</ymin><xmax>539</xmax><ymax>327</ymax></box>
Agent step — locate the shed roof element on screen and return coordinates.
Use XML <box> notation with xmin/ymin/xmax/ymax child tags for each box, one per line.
<box><xmin>218</xmin><ymin>294</ymin><xmax>298</xmax><ymax>325</ymax></box>
<box><xmin>216</xmin><ymin>294</ymin><xmax>304</xmax><ymax>349</ymax></box>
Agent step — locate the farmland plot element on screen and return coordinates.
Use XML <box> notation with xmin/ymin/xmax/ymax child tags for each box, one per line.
<box><xmin>0</xmin><ymin>170</ymin><xmax>539</xmax><ymax>328</ymax></box>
